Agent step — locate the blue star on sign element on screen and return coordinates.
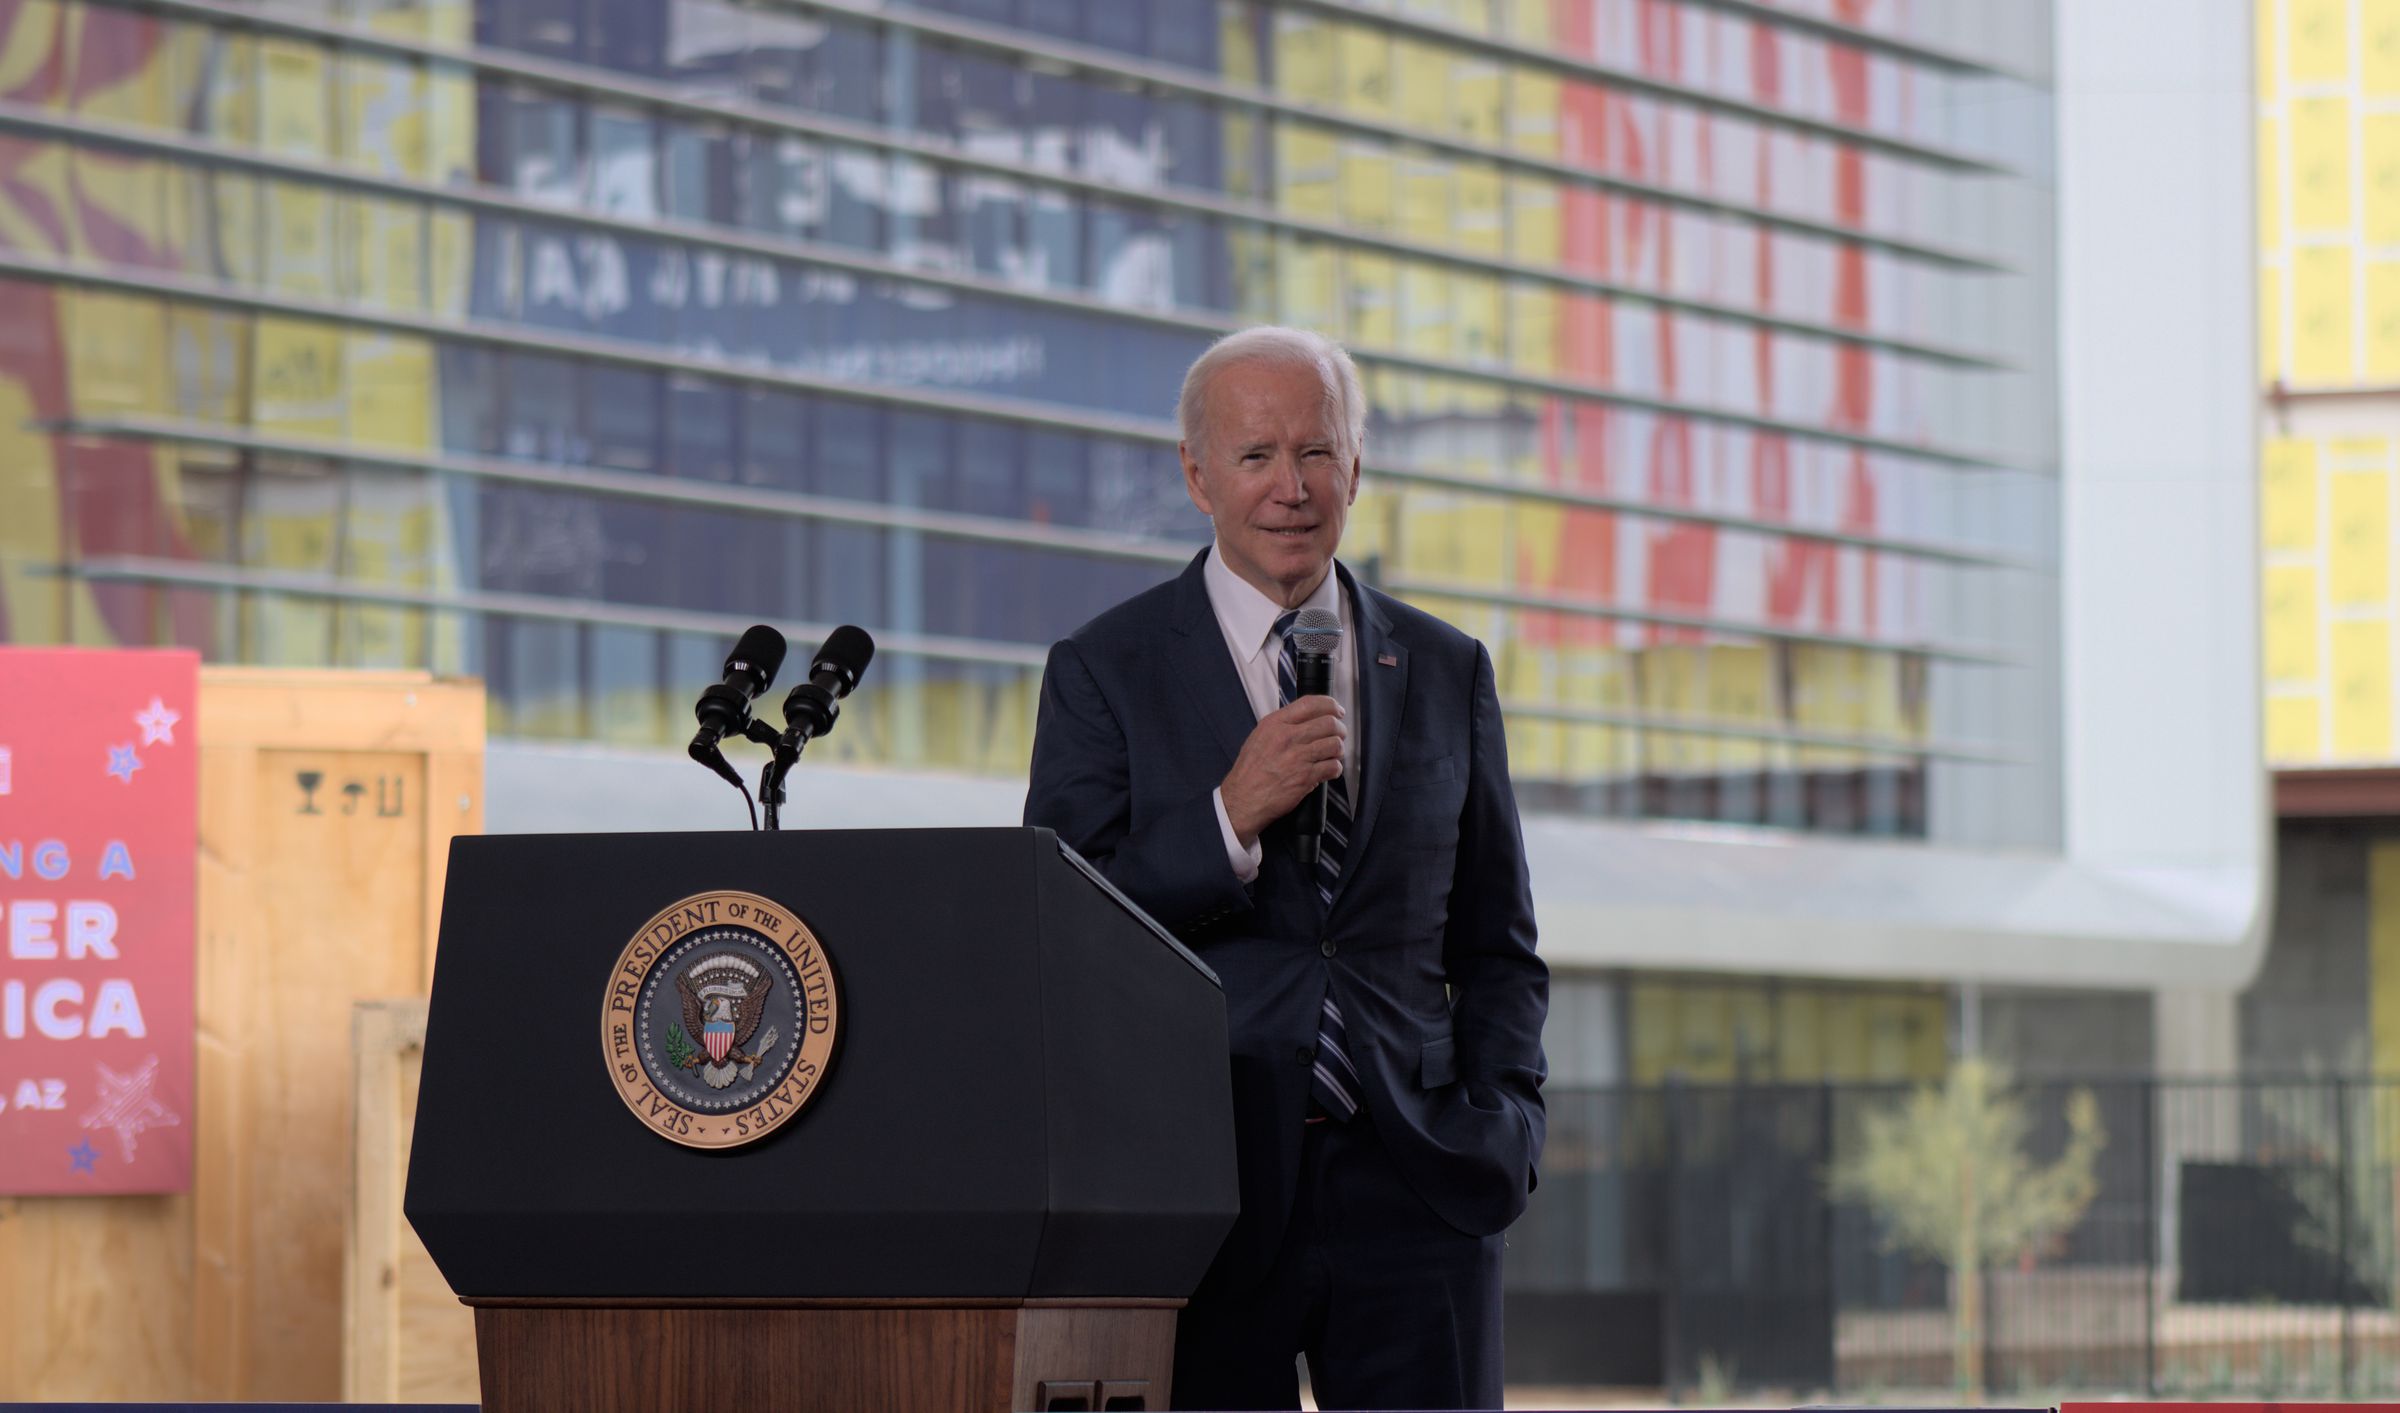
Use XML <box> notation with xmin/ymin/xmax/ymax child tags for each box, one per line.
<box><xmin>105</xmin><ymin>743</ymin><xmax>141</xmax><ymax>784</ymax></box>
<box><xmin>67</xmin><ymin>1139</ymin><xmax>98</xmax><ymax>1174</ymax></box>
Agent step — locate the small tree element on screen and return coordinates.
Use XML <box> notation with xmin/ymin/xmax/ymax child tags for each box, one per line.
<box><xmin>1828</xmin><ymin>1059</ymin><xmax>2106</xmax><ymax>1398</ymax></box>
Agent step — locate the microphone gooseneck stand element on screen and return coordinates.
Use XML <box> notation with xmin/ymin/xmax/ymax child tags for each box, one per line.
<box><xmin>744</xmin><ymin>718</ymin><xmax>793</xmax><ymax>831</ymax></box>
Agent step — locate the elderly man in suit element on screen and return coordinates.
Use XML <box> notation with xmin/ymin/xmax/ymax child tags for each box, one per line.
<box><xmin>1022</xmin><ymin>326</ymin><xmax>1548</xmax><ymax>1411</ymax></box>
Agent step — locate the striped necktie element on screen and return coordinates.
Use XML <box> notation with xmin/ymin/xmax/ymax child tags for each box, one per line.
<box><xmin>1274</xmin><ymin>609</ymin><xmax>1360</xmax><ymax>1123</ymax></box>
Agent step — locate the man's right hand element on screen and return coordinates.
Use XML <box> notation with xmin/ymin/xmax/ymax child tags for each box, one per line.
<box><xmin>1221</xmin><ymin>696</ymin><xmax>1346</xmax><ymax>847</ymax></box>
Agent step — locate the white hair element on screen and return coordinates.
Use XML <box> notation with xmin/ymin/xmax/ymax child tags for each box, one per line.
<box><xmin>1174</xmin><ymin>326</ymin><xmax>1367</xmax><ymax>464</ymax></box>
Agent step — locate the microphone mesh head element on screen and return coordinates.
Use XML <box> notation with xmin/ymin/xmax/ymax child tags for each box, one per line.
<box><xmin>1289</xmin><ymin>607</ymin><xmax>1343</xmax><ymax>656</ymax></box>
<box><xmin>725</xmin><ymin>624</ymin><xmax>788</xmax><ymax>688</ymax></box>
<box><xmin>813</xmin><ymin>624</ymin><xmax>876</xmax><ymax>691</ymax></box>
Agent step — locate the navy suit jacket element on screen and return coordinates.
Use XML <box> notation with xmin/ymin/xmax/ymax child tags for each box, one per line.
<box><xmin>1023</xmin><ymin>550</ymin><xmax>1548</xmax><ymax>1282</ymax></box>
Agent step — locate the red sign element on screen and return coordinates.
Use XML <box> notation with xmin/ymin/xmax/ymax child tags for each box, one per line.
<box><xmin>0</xmin><ymin>648</ymin><xmax>198</xmax><ymax>1194</ymax></box>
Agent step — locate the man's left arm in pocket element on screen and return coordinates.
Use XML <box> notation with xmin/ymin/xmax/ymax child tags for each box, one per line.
<box><xmin>1439</xmin><ymin>640</ymin><xmax>1550</xmax><ymax>1189</ymax></box>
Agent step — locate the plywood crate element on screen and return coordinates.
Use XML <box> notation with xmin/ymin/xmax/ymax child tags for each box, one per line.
<box><xmin>348</xmin><ymin>998</ymin><xmax>478</xmax><ymax>1402</ymax></box>
<box><xmin>0</xmin><ymin>668</ymin><xmax>483</xmax><ymax>1401</ymax></box>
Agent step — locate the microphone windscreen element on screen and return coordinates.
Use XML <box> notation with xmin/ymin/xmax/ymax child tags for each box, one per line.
<box><xmin>1290</xmin><ymin>608</ymin><xmax>1342</xmax><ymax>657</ymax></box>
<box><xmin>813</xmin><ymin>625</ymin><xmax>876</xmax><ymax>691</ymax></box>
<box><xmin>724</xmin><ymin>624</ymin><xmax>788</xmax><ymax>690</ymax></box>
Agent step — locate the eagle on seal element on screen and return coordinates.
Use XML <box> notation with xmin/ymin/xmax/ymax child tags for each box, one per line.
<box><xmin>675</xmin><ymin>956</ymin><xmax>775</xmax><ymax>1088</ymax></box>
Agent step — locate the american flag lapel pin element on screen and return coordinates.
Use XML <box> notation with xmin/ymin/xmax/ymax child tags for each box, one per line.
<box><xmin>1376</xmin><ymin>652</ymin><xmax>1399</xmax><ymax>667</ymax></box>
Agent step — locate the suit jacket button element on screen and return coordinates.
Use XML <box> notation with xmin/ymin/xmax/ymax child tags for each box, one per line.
<box><xmin>1296</xmin><ymin>1045</ymin><xmax>1315</xmax><ymax>1065</ymax></box>
<box><xmin>1319</xmin><ymin>939</ymin><xmax>1337</xmax><ymax>957</ymax></box>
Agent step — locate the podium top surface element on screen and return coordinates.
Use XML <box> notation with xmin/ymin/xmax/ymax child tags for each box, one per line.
<box><xmin>473</xmin><ymin>826</ymin><xmax>1214</xmax><ymax>984</ymax></box>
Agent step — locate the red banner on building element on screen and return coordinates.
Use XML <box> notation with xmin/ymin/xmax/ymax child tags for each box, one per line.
<box><xmin>0</xmin><ymin>648</ymin><xmax>198</xmax><ymax>1194</ymax></box>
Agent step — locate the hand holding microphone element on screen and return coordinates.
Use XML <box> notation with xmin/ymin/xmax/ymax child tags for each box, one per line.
<box><xmin>1218</xmin><ymin>698</ymin><xmax>1346</xmax><ymax>848</ymax></box>
<box><xmin>1219</xmin><ymin>609</ymin><xmax>1345</xmax><ymax>851</ymax></box>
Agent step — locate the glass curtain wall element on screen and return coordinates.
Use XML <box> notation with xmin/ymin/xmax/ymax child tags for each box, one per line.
<box><xmin>0</xmin><ymin>0</ymin><xmax>2058</xmax><ymax>843</ymax></box>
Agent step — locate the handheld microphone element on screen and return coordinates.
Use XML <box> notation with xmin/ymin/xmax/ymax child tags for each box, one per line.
<box><xmin>780</xmin><ymin>625</ymin><xmax>877</xmax><ymax>752</ymax></box>
<box><xmin>1287</xmin><ymin>609</ymin><xmax>1342</xmax><ymax>866</ymax></box>
<box><xmin>689</xmin><ymin>624</ymin><xmax>787</xmax><ymax>786</ymax></box>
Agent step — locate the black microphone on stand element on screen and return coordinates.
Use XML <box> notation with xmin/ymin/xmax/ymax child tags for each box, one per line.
<box><xmin>1287</xmin><ymin>608</ymin><xmax>1342</xmax><ymax>866</ymax></box>
<box><xmin>781</xmin><ymin>625</ymin><xmax>877</xmax><ymax>754</ymax></box>
<box><xmin>688</xmin><ymin>624</ymin><xmax>787</xmax><ymax>790</ymax></box>
<box><xmin>759</xmin><ymin>626</ymin><xmax>876</xmax><ymax>829</ymax></box>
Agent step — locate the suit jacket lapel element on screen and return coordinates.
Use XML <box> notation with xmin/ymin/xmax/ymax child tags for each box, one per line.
<box><xmin>1334</xmin><ymin>565</ymin><xmax>1405</xmax><ymax>912</ymax></box>
<box><xmin>1168</xmin><ymin>549</ymin><xmax>1257</xmax><ymax>771</ymax></box>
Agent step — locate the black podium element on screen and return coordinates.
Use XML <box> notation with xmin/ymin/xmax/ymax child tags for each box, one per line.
<box><xmin>405</xmin><ymin>827</ymin><xmax>1238</xmax><ymax>1413</ymax></box>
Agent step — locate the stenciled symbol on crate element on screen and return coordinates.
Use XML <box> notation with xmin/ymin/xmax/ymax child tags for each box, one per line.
<box><xmin>601</xmin><ymin>890</ymin><xmax>841</xmax><ymax>1150</ymax></box>
<box><xmin>295</xmin><ymin>770</ymin><xmax>406</xmax><ymax>817</ymax></box>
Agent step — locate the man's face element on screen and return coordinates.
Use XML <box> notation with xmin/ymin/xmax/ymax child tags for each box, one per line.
<box><xmin>1179</xmin><ymin>358</ymin><xmax>1360</xmax><ymax>609</ymax></box>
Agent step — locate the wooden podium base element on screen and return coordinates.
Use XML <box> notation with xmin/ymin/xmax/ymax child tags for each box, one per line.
<box><xmin>464</xmin><ymin>1297</ymin><xmax>1181</xmax><ymax>1413</ymax></box>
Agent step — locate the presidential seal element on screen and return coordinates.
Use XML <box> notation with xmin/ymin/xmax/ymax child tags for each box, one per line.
<box><xmin>601</xmin><ymin>890</ymin><xmax>841</xmax><ymax>1149</ymax></box>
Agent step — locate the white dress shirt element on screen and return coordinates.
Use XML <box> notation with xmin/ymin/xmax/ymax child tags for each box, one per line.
<box><xmin>1203</xmin><ymin>544</ymin><xmax>1360</xmax><ymax>885</ymax></box>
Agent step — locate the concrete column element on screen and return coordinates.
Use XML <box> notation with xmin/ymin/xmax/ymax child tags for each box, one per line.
<box><xmin>2155</xmin><ymin>988</ymin><xmax>2239</xmax><ymax>1078</ymax></box>
<box><xmin>2154</xmin><ymin>987</ymin><xmax>2240</xmax><ymax>1292</ymax></box>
